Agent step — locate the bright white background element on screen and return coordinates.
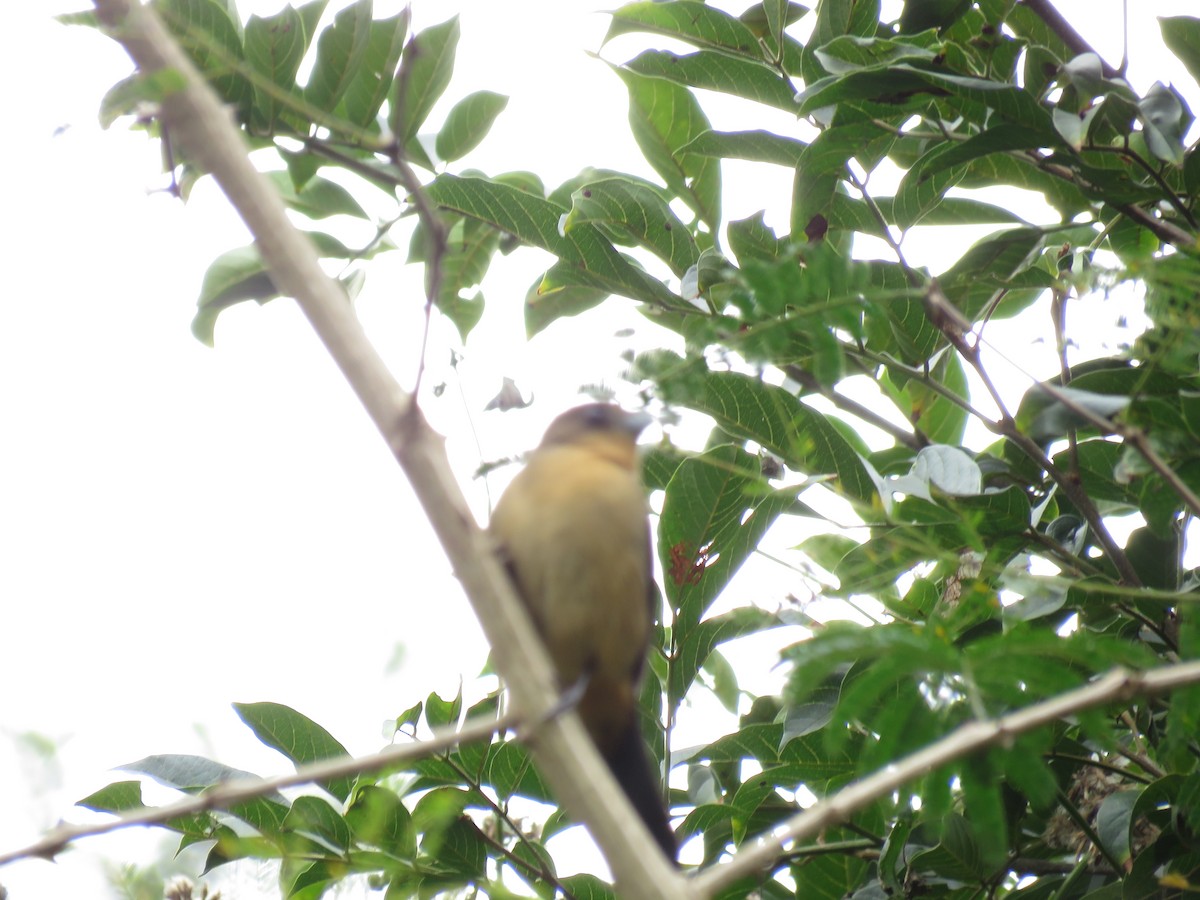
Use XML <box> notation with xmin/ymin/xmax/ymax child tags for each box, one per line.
<box><xmin>3</xmin><ymin>1</ymin><xmax>1196</xmax><ymax>895</ymax></box>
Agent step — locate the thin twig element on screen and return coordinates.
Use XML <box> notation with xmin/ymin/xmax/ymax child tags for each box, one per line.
<box><xmin>923</xmin><ymin>283</ymin><xmax>1145</xmax><ymax>590</ymax></box>
<box><xmin>783</xmin><ymin>364</ymin><xmax>924</xmax><ymax>450</ymax></box>
<box><xmin>0</xmin><ymin>711</ymin><xmax>517</xmax><ymax>868</ymax></box>
<box><xmin>389</xmin><ymin>31</ymin><xmax>448</xmax><ymax>399</ymax></box>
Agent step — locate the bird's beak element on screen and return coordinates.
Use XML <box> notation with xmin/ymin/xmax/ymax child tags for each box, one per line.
<box><xmin>623</xmin><ymin>409</ymin><xmax>655</xmax><ymax>438</ymax></box>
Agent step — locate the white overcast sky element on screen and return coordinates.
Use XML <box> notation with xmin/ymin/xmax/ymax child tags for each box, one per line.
<box><xmin>3</xmin><ymin>0</ymin><xmax>1197</xmax><ymax>895</ymax></box>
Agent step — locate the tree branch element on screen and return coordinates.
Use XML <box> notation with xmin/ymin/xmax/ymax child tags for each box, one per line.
<box><xmin>695</xmin><ymin>661</ymin><xmax>1200</xmax><ymax>895</ymax></box>
<box><xmin>84</xmin><ymin>3</ymin><xmax>686</xmax><ymax>898</ymax></box>
<box><xmin>0</xmin><ymin>711</ymin><xmax>517</xmax><ymax>868</ymax></box>
<box><xmin>1017</xmin><ymin>0</ymin><xmax>1122</xmax><ymax>78</ymax></box>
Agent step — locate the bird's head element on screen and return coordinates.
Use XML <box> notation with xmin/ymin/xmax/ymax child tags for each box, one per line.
<box><xmin>538</xmin><ymin>403</ymin><xmax>654</xmax><ymax>468</ymax></box>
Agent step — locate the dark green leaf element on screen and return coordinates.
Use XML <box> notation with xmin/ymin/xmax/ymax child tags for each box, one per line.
<box><xmin>233</xmin><ymin>702</ymin><xmax>353</xmax><ymax>802</ymax></box>
<box><xmin>1095</xmin><ymin>788</ymin><xmax>1137</xmax><ymax>865</ymax></box>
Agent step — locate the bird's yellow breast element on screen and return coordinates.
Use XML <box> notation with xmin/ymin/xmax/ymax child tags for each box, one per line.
<box><xmin>489</xmin><ymin>441</ymin><xmax>651</xmax><ymax>734</ymax></box>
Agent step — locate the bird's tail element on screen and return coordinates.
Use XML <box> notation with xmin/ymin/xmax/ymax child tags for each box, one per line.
<box><xmin>605</xmin><ymin>723</ymin><xmax>676</xmax><ymax>861</ymax></box>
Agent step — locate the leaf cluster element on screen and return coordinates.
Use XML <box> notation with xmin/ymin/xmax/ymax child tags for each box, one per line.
<box><xmin>68</xmin><ymin>0</ymin><xmax>1200</xmax><ymax>897</ymax></box>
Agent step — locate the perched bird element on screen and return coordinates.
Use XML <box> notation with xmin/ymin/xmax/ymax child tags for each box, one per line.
<box><xmin>488</xmin><ymin>403</ymin><xmax>675</xmax><ymax>860</ymax></box>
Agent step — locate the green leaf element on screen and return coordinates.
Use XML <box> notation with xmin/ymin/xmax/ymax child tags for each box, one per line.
<box><xmin>658</xmin><ymin>444</ymin><xmax>795</xmax><ymax>630</ymax></box>
<box><xmin>267</xmin><ymin>171</ymin><xmax>370</xmax><ymax>219</ymax></box>
<box><xmin>426</xmin><ymin>818</ymin><xmax>487</xmax><ymax>879</ymax></box>
<box><xmin>835</xmin><ymin>528</ymin><xmax>944</xmax><ymax>593</ymax></box>
<box><xmin>785</xmin><ymin>622</ymin><xmax>958</xmax><ymax>707</ymax></box>
<box><xmin>283</xmin><ymin>795</ymin><xmax>351</xmax><ymax>854</ymax></box>
<box><xmin>557</xmin><ymin>873</ymin><xmax>617</xmax><ymax>900</ymax></box>
<box><xmin>564</xmin><ymin>177</ymin><xmax>698</xmax><ymax>276</ymax></box>
<box><xmin>681</xmin><ymin>129</ymin><xmax>808</xmax><ymax>167</ymax></box>
<box><xmin>727</xmin><ymin>211</ymin><xmax>786</xmax><ymax>264</ymax></box>
<box><xmin>623</xmin><ymin>49</ymin><xmax>798</xmax><ymax>112</ymax></box>
<box><xmin>434</xmin><ymin>90</ymin><xmax>508</xmax><ymax>162</ymax></box>
<box><xmin>894</xmin><ymin>142</ymin><xmax>967</xmax><ymax>228</ymax></box>
<box><xmin>305</xmin><ymin>0</ymin><xmax>373</xmax><ymax>115</ymax></box>
<box><xmin>1139</xmin><ymin>82</ymin><xmax>1189</xmax><ymax>166</ymax></box>
<box><xmin>613</xmin><ymin>64</ymin><xmax>721</xmax><ymax>231</ymax></box>
<box><xmin>899</xmin><ymin>0</ymin><xmax>971</xmax><ymax>33</ymax></box>
<box><xmin>1023</xmin><ymin>386</ymin><xmax>1131</xmax><ymax>443</ymax></box>
<box><xmin>154</xmin><ymin>0</ymin><xmax>252</xmax><ymax>112</ymax></box>
<box><xmin>345</xmin><ymin>785</ymin><xmax>416</xmax><ymax>856</ymax></box>
<box><xmin>795</xmin><ymin>67</ymin><xmax>941</xmax><ymax>119</ymax></box>
<box><xmin>812</xmin><ymin>34</ymin><xmax>938</xmax><ymax>74</ymax></box>
<box><xmin>793</xmin><ymin>122</ymin><xmax>895</xmax><ymax>234</ymax></box>
<box><xmin>1095</xmin><ymin>788</ymin><xmax>1137</xmax><ymax>865</ymax></box>
<box><xmin>338</xmin><ymin>10</ymin><xmax>408</xmax><ymax>128</ymax></box>
<box><xmin>393</xmin><ymin>16</ymin><xmax>460</xmax><ymax>145</ymax></box>
<box><xmin>524</xmin><ymin>274</ymin><xmax>609</xmax><ymax>337</ymax></box>
<box><xmin>605</xmin><ymin>2</ymin><xmax>762</xmax><ymax>58</ymax></box>
<box><xmin>653</xmin><ymin>364</ymin><xmax>881</xmax><ymax>505</ymax></box>
<box><xmin>244</xmin><ymin>4</ymin><xmax>311</xmax><ymax>131</ymax></box>
<box><xmin>424</xmin><ymin>173</ymin><xmax>680</xmax><ymax>308</ymax></box>
<box><xmin>78</xmin><ymin>781</ymin><xmax>145</xmax><ymax>814</ymax></box>
<box><xmin>190</xmin><ymin>233</ymin><xmax>373</xmax><ymax>345</ymax></box>
<box><xmin>1160</xmin><ymin>16</ymin><xmax>1200</xmax><ymax>92</ymax></box>
<box><xmin>410</xmin><ymin>214</ymin><xmax>500</xmax><ymax>341</ymax></box>
<box><xmin>909</xmin><ymin>813</ymin><xmax>987</xmax><ymax>880</ymax></box>
<box><xmin>906</xmin><ymin>122</ymin><xmax>1060</xmax><ymax>186</ymax></box>
<box><xmin>791</xmin><ymin>851</ymin><xmax>869</xmax><ymax>900</ymax></box>
<box><xmin>98</xmin><ymin>69</ymin><xmax>188</xmax><ymax>129</ymax></box>
<box><xmin>672</xmin><ymin>606</ymin><xmax>785</xmax><ymax>708</ymax></box>
<box><xmin>56</xmin><ymin>10</ymin><xmax>100</xmax><ymax>26</ymax></box>
<box><xmin>232</xmin><ymin>702</ymin><xmax>353</xmax><ymax>802</ymax></box>
<box><xmin>120</xmin><ymin>754</ymin><xmax>265</xmax><ymax>791</ymax></box>
<box><xmin>959</xmin><ymin>756</ymin><xmax>1007</xmax><ymax>869</ymax></box>
<box><xmin>906</xmin><ymin>351</ymin><xmax>969</xmax><ymax>445</ymax></box>
<box><xmin>937</xmin><ymin>226</ymin><xmax>1049</xmax><ymax>317</ymax></box>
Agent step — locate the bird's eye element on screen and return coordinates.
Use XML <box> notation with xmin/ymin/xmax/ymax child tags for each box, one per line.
<box><xmin>583</xmin><ymin>405</ymin><xmax>610</xmax><ymax>428</ymax></box>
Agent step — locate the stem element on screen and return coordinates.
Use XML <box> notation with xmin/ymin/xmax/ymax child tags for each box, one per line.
<box><xmin>1017</xmin><ymin>0</ymin><xmax>1122</xmax><ymax>79</ymax></box>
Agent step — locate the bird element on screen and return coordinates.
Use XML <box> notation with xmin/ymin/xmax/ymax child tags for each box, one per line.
<box><xmin>488</xmin><ymin>402</ymin><xmax>676</xmax><ymax>860</ymax></box>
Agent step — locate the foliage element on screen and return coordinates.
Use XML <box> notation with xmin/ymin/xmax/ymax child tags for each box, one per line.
<box><xmin>67</xmin><ymin>0</ymin><xmax>1200</xmax><ymax>897</ymax></box>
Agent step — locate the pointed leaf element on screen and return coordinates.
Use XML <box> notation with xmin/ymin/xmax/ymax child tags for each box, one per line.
<box><xmin>393</xmin><ymin>16</ymin><xmax>460</xmax><ymax>145</ymax></box>
<box><xmin>339</xmin><ymin>10</ymin><xmax>408</xmax><ymax>128</ymax></box>
<box><xmin>233</xmin><ymin>702</ymin><xmax>353</xmax><ymax>802</ymax></box>
<box><xmin>434</xmin><ymin>90</ymin><xmax>508</xmax><ymax>162</ymax></box>
<box><xmin>564</xmin><ymin>177</ymin><xmax>698</xmax><ymax>275</ymax></box>
<box><xmin>613</xmin><ymin>64</ymin><xmax>721</xmax><ymax>231</ymax></box>
<box><xmin>305</xmin><ymin>0</ymin><xmax>373</xmax><ymax>114</ymax></box>
<box><xmin>424</xmin><ymin>173</ymin><xmax>680</xmax><ymax>308</ymax></box>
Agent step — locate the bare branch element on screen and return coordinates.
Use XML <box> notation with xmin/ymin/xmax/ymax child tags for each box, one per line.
<box><xmin>0</xmin><ymin>711</ymin><xmax>517</xmax><ymax>868</ymax></box>
<box><xmin>85</xmin><ymin>3</ymin><xmax>686</xmax><ymax>897</ymax></box>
